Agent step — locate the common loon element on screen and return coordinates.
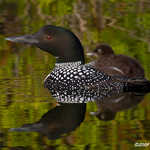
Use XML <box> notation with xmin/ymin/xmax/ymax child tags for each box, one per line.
<box><xmin>5</xmin><ymin>25</ymin><xmax>150</xmax><ymax>103</ymax></box>
<box><xmin>87</xmin><ymin>44</ymin><xmax>145</xmax><ymax>78</ymax></box>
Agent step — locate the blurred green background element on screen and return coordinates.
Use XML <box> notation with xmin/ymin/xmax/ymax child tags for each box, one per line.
<box><xmin>0</xmin><ymin>0</ymin><xmax>150</xmax><ymax>149</ymax></box>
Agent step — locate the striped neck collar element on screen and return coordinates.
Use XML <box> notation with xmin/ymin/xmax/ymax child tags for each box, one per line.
<box><xmin>55</xmin><ymin>61</ymin><xmax>82</xmax><ymax>67</ymax></box>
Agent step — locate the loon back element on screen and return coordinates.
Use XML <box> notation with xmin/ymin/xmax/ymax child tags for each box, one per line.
<box><xmin>44</xmin><ymin>63</ymin><xmax>124</xmax><ymax>103</ymax></box>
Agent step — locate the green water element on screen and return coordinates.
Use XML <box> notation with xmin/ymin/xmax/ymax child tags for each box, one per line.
<box><xmin>0</xmin><ymin>0</ymin><xmax>150</xmax><ymax>149</ymax></box>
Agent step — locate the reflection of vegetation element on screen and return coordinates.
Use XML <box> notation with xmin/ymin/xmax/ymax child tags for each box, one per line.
<box><xmin>0</xmin><ymin>0</ymin><xmax>150</xmax><ymax>149</ymax></box>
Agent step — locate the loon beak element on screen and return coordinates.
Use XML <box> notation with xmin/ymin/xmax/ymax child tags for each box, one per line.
<box><xmin>5</xmin><ymin>34</ymin><xmax>38</xmax><ymax>45</ymax></box>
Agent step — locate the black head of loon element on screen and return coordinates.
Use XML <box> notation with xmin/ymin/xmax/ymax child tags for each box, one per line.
<box><xmin>6</xmin><ymin>25</ymin><xmax>85</xmax><ymax>64</ymax></box>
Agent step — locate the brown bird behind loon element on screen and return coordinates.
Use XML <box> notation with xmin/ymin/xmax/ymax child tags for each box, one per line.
<box><xmin>87</xmin><ymin>43</ymin><xmax>145</xmax><ymax>78</ymax></box>
<box><xmin>87</xmin><ymin>43</ymin><xmax>146</xmax><ymax>120</ymax></box>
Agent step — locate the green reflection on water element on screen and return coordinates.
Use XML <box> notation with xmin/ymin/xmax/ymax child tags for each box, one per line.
<box><xmin>0</xmin><ymin>0</ymin><xmax>150</xmax><ymax>150</ymax></box>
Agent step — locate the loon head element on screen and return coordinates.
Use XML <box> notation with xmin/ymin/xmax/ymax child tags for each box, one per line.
<box><xmin>6</xmin><ymin>25</ymin><xmax>85</xmax><ymax>63</ymax></box>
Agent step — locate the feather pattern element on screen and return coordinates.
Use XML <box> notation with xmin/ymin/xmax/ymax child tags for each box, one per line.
<box><xmin>44</xmin><ymin>62</ymin><xmax>125</xmax><ymax>103</ymax></box>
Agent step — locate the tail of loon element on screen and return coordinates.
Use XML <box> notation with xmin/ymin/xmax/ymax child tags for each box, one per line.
<box><xmin>124</xmin><ymin>78</ymin><xmax>150</xmax><ymax>93</ymax></box>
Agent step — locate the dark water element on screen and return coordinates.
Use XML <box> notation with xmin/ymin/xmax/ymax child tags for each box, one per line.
<box><xmin>0</xmin><ymin>0</ymin><xmax>150</xmax><ymax>149</ymax></box>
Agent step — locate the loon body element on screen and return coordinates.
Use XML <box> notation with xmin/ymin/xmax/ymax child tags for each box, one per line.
<box><xmin>44</xmin><ymin>62</ymin><xmax>125</xmax><ymax>103</ymax></box>
<box><xmin>6</xmin><ymin>25</ymin><xmax>150</xmax><ymax>103</ymax></box>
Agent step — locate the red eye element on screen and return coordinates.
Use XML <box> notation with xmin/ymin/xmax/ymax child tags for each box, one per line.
<box><xmin>47</xmin><ymin>35</ymin><xmax>52</xmax><ymax>40</ymax></box>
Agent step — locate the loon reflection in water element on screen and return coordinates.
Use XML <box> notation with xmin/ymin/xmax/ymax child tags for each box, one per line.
<box><xmin>91</xmin><ymin>93</ymin><xmax>145</xmax><ymax>121</ymax></box>
<box><xmin>9</xmin><ymin>93</ymin><xmax>146</xmax><ymax>140</ymax></box>
<box><xmin>10</xmin><ymin>103</ymin><xmax>86</xmax><ymax>140</ymax></box>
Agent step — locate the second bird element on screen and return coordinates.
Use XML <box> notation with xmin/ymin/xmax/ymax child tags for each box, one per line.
<box><xmin>87</xmin><ymin>44</ymin><xmax>145</xmax><ymax>78</ymax></box>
